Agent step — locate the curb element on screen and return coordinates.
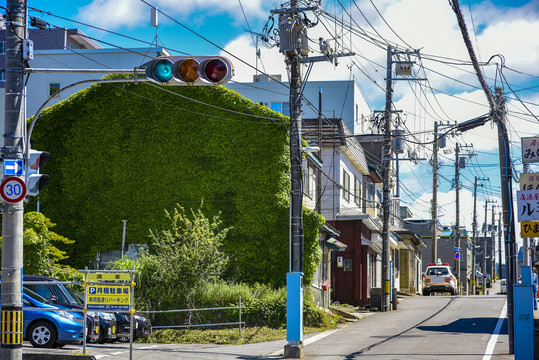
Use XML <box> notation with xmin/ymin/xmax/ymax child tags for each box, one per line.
<box><xmin>23</xmin><ymin>355</ymin><xmax>96</xmax><ymax>360</ymax></box>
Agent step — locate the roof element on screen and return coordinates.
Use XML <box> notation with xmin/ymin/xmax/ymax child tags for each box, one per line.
<box><xmin>302</xmin><ymin>117</ymin><xmax>369</xmax><ymax>175</ymax></box>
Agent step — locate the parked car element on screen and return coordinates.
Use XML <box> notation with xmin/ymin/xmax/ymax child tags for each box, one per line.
<box><xmin>68</xmin><ymin>288</ymin><xmax>118</xmax><ymax>343</ymax></box>
<box><xmin>422</xmin><ymin>261</ymin><xmax>458</xmax><ymax>296</ymax></box>
<box><xmin>0</xmin><ymin>287</ymin><xmax>84</xmax><ymax>348</ymax></box>
<box><xmin>23</xmin><ymin>275</ymin><xmax>101</xmax><ymax>343</ymax></box>
<box><xmin>115</xmin><ymin>312</ymin><xmax>152</xmax><ymax>342</ymax></box>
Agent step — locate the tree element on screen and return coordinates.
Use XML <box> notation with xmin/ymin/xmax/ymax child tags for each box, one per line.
<box><xmin>124</xmin><ymin>204</ymin><xmax>230</xmax><ymax>312</ymax></box>
<box><xmin>0</xmin><ymin>212</ymin><xmax>78</xmax><ymax>280</ymax></box>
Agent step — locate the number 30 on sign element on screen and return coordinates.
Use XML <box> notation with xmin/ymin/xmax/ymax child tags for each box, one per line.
<box><xmin>0</xmin><ymin>177</ymin><xmax>27</xmax><ymax>203</ymax></box>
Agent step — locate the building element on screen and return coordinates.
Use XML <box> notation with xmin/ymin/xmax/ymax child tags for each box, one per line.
<box><xmin>405</xmin><ymin>219</ymin><xmax>473</xmax><ymax>294</ymax></box>
<box><xmin>0</xmin><ymin>26</ymin><xmax>159</xmax><ymax>143</ymax></box>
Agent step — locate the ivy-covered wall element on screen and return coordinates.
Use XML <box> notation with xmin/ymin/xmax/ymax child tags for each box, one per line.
<box><xmin>31</xmin><ymin>77</ymin><xmax>323</xmax><ymax>286</ymax></box>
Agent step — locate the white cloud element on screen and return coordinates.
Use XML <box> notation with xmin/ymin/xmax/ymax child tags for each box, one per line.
<box><xmin>77</xmin><ymin>0</ymin><xmax>269</xmax><ymax>30</ymax></box>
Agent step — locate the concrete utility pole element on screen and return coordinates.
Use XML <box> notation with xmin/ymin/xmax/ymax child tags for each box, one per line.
<box><xmin>491</xmin><ymin>205</ymin><xmax>496</xmax><ymax>282</ymax></box>
<box><xmin>270</xmin><ymin>1</ymin><xmax>351</xmax><ymax>357</ymax></box>
<box><xmin>431</xmin><ymin>121</ymin><xmax>439</xmax><ymax>264</ymax></box>
<box><xmin>494</xmin><ymin>86</ymin><xmax>517</xmax><ymax>353</ymax></box>
<box><xmin>380</xmin><ymin>46</ymin><xmax>420</xmax><ymax>312</ymax></box>
<box><xmin>498</xmin><ymin>212</ymin><xmax>503</xmax><ymax>280</ymax></box>
<box><xmin>1</xmin><ymin>1</ymin><xmax>26</xmax><ymax>359</ymax></box>
<box><xmin>381</xmin><ymin>47</ymin><xmax>393</xmax><ymax>313</ymax></box>
<box><xmin>454</xmin><ymin>143</ymin><xmax>461</xmax><ymax>293</ymax></box>
<box><xmin>281</xmin><ymin>1</ymin><xmax>304</xmax><ymax>357</ymax></box>
<box><xmin>471</xmin><ymin>176</ymin><xmax>487</xmax><ymax>294</ymax></box>
<box><xmin>482</xmin><ymin>199</ymin><xmax>496</xmax><ymax>294</ymax></box>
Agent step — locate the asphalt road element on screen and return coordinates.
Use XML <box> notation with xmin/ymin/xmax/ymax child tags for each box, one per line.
<box><xmin>23</xmin><ymin>282</ymin><xmax>516</xmax><ymax>360</ymax></box>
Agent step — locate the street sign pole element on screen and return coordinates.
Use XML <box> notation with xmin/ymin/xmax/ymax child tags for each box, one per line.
<box><xmin>1</xmin><ymin>1</ymin><xmax>26</xmax><ymax>359</ymax></box>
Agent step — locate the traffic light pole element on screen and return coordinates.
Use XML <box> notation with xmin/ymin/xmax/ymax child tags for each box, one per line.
<box><xmin>1</xmin><ymin>1</ymin><xmax>26</xmax><ymax>358</ymax></box>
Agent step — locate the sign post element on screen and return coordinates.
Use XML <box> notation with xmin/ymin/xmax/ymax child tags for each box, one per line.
<box><xmin>80</xmin><ymin>269</ymin><xmax>137</xmax><ymax>359</ymax></box>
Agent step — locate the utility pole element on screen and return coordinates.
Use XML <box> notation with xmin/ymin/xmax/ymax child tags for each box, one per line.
<box><xmin>280</xmin><ymin>1</ymin><xmax>304</xmax><ymax>357</ymax></box>
<box><xmin>494</xmin><ymin>86</ymin><xmax>517</xmax><ymax>353</ymax></box>
<box><xmin>482</xmin><ymin>199</ymin><xmax>495</xmax><ymax>294</ymax></box>
<box><xmin>454</xmin><ymin>143</ymin><xmax>461</xmax><ymax>293</ymax></box>
<box><xmin>431</xmin><ymin>121</ymin><xmax>439</xmax><ymax>264</ymax></box>
<box><xmin>491</xmin><ymin>205</ymin><xmax>496</xmax><ymax>282</ymax></box>
<box><xmin>1</xmin><ymin>1</ymin><xmax>26</xmax><ymax>359</ymax></box>
<box><xmin>380</xmin><ymin>46</ymin><xmax>421</xmax><ymax>312</ymax></box>
<box><xmin>498</xmin><ymin>212</ymin><xmax>503</xmax><ymax>280</ymax></box>
<box><xmin>381</xmin><ymin>47</ymin><xmax>393</xmax><ymax>313</ymax></box>
<box><xmin>270</xmin><ymin>2</ymin><xmax>352</xmax><ymax>356</ymax></box>
<box><xmin>471</xmin><ymin>176</ymin><xmax>487</xmax><ymax>294</ymax></box>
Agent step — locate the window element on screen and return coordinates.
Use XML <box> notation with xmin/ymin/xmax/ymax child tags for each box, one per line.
<box><xmin>342</xmin><ymin>170</ymin><xmax>350</xmax><ymax>202</ymax></box>
<box><xmin>0</xmin><ymin>69</ymin><xmax>5</xmax><ymax>81</ymax></box>
<box><xmin>0</xmin><ymin>42</ymin><xmax>5</xmax><ymax>54</ymax></box>
<box><xmin>354</xmin><ymin>175</ymin><xmax>361</xmax><ymax>207</ymax></box>
<box><xmin>362</xmin><ymin>177</ymin><xmax>368</xmax><ymax>212</ymax></box>
<box><xmin>270</xmin><ymin>102</ymin><xmax>290</xmax><ymax>116</ymax></box>
<box><xmin>343</xmin><ymin>258</ymin><xmax>353</xmax><ymax>272</ymax></box>
<box><xmin>368</xmin><ymin>182</ymin><xmax>375</xmax><ymax>207</ymax></box>
<box><xmin>304</xmin><ymin>163</ymin><xmax>317</xmax><ymax>199</ymax></box>
<box><xmin>49</xmin><ymin>83</ymin><xmax>61</xmax><ymax>96</ymax></box>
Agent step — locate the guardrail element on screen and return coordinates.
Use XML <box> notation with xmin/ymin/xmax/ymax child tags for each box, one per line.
<box><xmin>137</xmin><ymin>297</ymin><xmax>245</xmax><ymax>338</ymax></box>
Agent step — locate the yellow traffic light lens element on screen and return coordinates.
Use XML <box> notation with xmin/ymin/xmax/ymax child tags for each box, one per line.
<box><xmin>152</xmin><ymin>59</ymin><xmax>173</xmax><ymax>83</ymax></box>
<box><xmin>204</xmin><ymin>59</ymin><xmax>228</xmax><ymax>83</ymax></box>
<box><xmin>178</xmin><ymin>59</ymin><xmax>199</xmax><ymax>83</ymax></box>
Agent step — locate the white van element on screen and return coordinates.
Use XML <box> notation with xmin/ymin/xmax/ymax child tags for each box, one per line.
<box><xmin>500</xmin><ymin>279</ymin><xmax>506</xmax><ymax>294</ymax></box>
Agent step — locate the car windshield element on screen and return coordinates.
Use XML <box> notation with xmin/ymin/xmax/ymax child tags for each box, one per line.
<box><xmin>65</xmin><ymin>285</ymin><xmax>85</xmax><ymax>305</ymax></box>
<box><xmin>23</xmin><ymin>287</ymin><xmax>51</xmax><ymax>304</ymax></box>
<box><xmin>427</xmin><ymin>267</ymin><xmax>449</xmax><ymax>276</ymax></box>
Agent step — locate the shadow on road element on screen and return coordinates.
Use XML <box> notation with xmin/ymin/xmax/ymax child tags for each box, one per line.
<box><xmin>417</xmin><ymin>317</ymin><xmax>508</xmax><ymax>334</ymax></box>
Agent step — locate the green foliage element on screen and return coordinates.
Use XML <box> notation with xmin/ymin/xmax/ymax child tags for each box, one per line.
<box><xmin>0</xmin><ymin>212</ymin><xmax>79</xmax><ymax>279</ymax></box>
<box><xmin>110</xmin><ymin>204</ymin><xmax>229</xmax><ymax>318</ymax></box>
<box><xmin>31</xmin><ymin>78</ymin><xmax>324</xmax><ymax>287</ymax></box>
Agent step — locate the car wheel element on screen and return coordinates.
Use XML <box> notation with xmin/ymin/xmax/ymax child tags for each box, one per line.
<box><xmin>118</xmin><ymin>335</ymin><xmax>129</xmax><ymax>342</ymax></box>
<box><xmin>97</xmin><ymin>327</ymin><xmax>106</xmax><ymax>344</ymax></box>
<box><xmin>422</xmin><ymin>290</ymin><xmax>428</xmax><ymax>296</ymax></box>
<box><xmin>29</xmin><ymin>321</ymin><xmax>57</xmax><ymax>348</ymax></box>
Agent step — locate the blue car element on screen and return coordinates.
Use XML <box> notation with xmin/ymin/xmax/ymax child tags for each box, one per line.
<box><xmin>21</xmin><ymin>288</ymin><xmax>84</xmax><ymax>348</ymax></box>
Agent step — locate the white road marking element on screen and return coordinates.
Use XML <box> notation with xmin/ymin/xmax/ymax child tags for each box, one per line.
<box><xmin>268</xmin><ymin>328</ymin><xmax>342</xmax><ymax>356</ymax></box>
<box><xmin>482</xmin><ymin>301</ymin><xmax>507</xmax><ymax>360</ymax></box>
<box><xmin>94</xmin><ymin>355</ymin><xmax>110</xmax><ymax>359</ymax></box>
<box><xmin>138</xmin><ymin>345</ymin><xmax>158</xmax><ymax>349</ymax></box>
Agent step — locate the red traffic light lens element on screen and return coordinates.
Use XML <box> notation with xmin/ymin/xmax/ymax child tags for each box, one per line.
<box><xmin>204</xmin><ymin>59</ymin><xmax>228</xmax><ymax>83</ymax></box>
<box><xmin>178</xmin><ymin>59</ymin><xmax>200</xmax><ymax>83</ymax></box>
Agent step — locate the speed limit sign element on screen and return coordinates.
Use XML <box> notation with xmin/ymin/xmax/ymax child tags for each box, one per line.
<box><xmin>0</xmin><ymin>177</ymin><xmax>27</xmax><ymax>203</ymax></box>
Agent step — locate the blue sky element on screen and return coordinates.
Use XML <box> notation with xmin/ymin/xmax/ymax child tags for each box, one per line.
<box><xmin>24</xmin><ymin>0</ymin><xmax>539</xmax><ymax>245</ymax></box>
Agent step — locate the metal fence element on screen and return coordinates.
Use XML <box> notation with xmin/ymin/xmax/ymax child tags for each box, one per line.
<box><xmin>137</xmin><ymin>297</ymin><xmax>245</xmax><ymax>338</ymax></box>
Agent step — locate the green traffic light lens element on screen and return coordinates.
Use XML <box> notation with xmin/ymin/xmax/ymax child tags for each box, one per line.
<box><xmin>152</xmin><ymin>59</ymin><xmax>173</xmax><ymax>83</ymax></box>
<box><xmin>204</xmin><ymin>59</ymin><xmax>228</xmax><ymax>83</ymax></box>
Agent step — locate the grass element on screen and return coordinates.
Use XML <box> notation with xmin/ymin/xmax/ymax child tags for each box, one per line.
<box><xmin>139</xmin><ymin>325</ymin><xmax>335</xmax><ymax>345</ymax></box>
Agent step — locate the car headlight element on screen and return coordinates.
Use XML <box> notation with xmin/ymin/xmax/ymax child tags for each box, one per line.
<box><xmin>58</xmin><ymin>310</ymin><xmax>76</xmax><ymax>320</ymax></box>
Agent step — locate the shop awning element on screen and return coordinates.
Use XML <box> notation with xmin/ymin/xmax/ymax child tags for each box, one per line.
<box><xmin>325</xmin><ymin>237</ymin><xmax>347</xmax><ymax>252</ymax></box>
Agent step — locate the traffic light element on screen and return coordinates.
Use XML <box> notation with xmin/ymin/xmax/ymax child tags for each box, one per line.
<box><xmin>144</xmin><ymin>56</ymin><xmax>234</xmax><ymax>85</ymax></box>
<box><xmin>25</xmin><ymin>149</ymin><xmax>50</xmax><ymax>197</ymax></box>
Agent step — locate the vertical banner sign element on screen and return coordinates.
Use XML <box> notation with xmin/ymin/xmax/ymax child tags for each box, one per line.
<box><xmin>520</xmin><ymin>172</ymin><xmax>539</xmax><ymax>190</ymax></box>
<box><xmin>516</xmin><ymin>190</ymin><xmax>539</xmax><ymax>222</ymax></box>
<box><xmin>521</xmin><ymin>137</ymin><xmax>539</xmax><ymax>164</ymax></box>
